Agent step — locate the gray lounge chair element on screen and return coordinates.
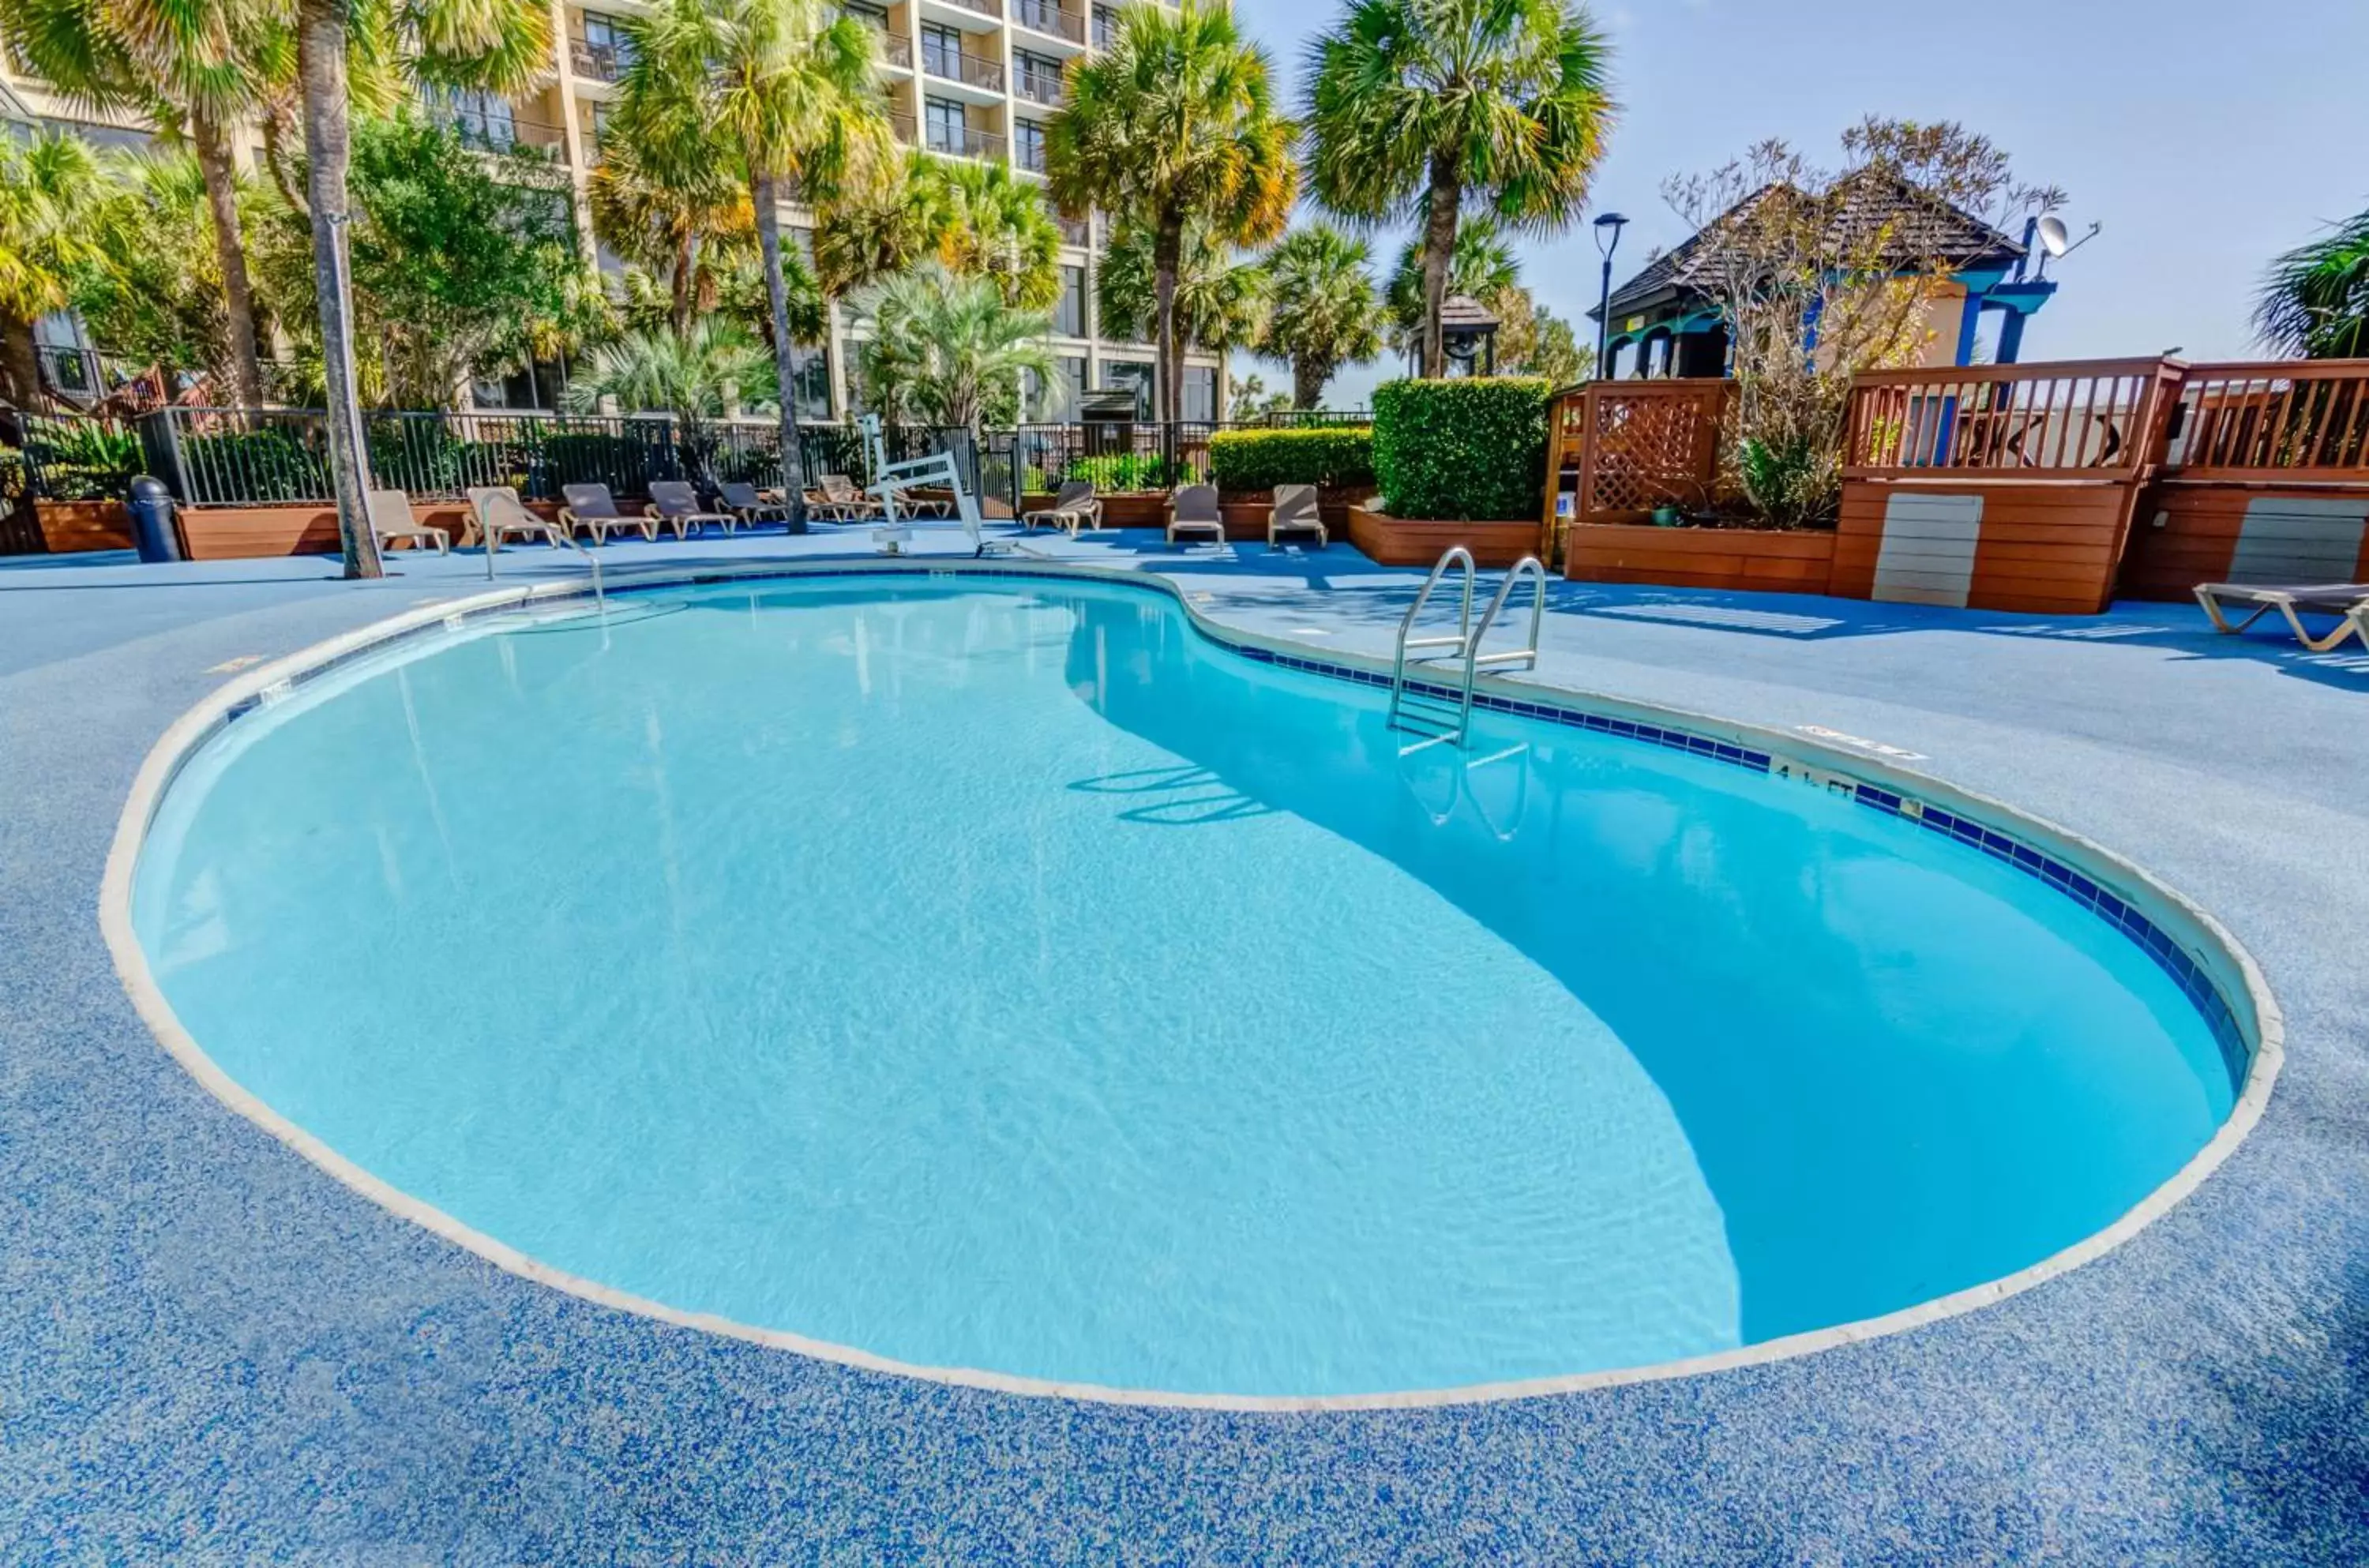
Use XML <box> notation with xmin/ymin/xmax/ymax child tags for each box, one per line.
<box><xmin>366</xmin><ymin>488</ymin><xmax>449</xmax><ymax>555</ymax></box>
<box><xmin>1267</xmin><ymin>483</ymin><xmax>1326</xmax><ymax>548</ymax></box>
<box><xmin>717</xmin><ymin>481</ymin><xmax>791</xmax><ymax>527</ymax></box>
<box><xmin>1166</xmin><ymin>483</ymin><xmax>1225</xmax><ymax>546</ymax></box>
<box><xmin>559</xmin><ymin>483</ymin><xmax>659</xmax><ymax>544</ymax></box>
<box><xmin>648</xmin><ymin>480</ymin><xmax>740</xmax><ymax>538</ymax></box>
<box><xmin>466</xmin><ymin>486</ymin><xmax>565</xmax><ymax>552</ymax></box>
<box><xmin>1023</xmin><ymin>480</ymin><xmax>1103</xmax><ymax>536</ymax></box>
<box><xmin>2194</xmin><ymin>580</ymin><xmax>2369</xmax><ymax>653</ymax></box>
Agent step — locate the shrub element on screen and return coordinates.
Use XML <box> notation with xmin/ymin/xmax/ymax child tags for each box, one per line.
<box><xmin>1207</xmin><ymin>426</ymin><xmax>1375</xmax><ymax>493</ymax></box>
<box><xmin>178</xmin><ymin>429</ymin><xmax>327</xmax><ymax>502</ymax></box>
<box><xmin>21</xmin><ymin>421</ymin><xmax>143</xmax><ymax>502</ymax></box>
<box><xmin>1063</xmin><ymin>451</ymin><xmax>1175</xmax><ymax>492</ymax></box>
<box><xmin>1371</xmin><ymin>376</ymin><xmax>1551</xmax><ymax>521</ymax></box>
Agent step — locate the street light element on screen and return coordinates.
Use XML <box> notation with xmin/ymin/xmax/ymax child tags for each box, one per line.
<box><xmin>1593</xmin><ymin>212</ymin><xmax>1629</xmax><ymax>377</ymax></box>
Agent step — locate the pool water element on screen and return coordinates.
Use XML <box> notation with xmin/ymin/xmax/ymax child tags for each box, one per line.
<box><xmin>133</xmin><ymin>576</ymin><xmax>2238</xmax><ymax>1397</ymax></box>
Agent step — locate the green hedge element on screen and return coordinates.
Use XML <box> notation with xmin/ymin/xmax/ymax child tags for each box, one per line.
<box><xmin>1371</xmin><ymin>377</ymin><xmax>1552</xmax><ymax>521</ymax></box>
<box><xmin>1063</xmin><ymin>451</ymin><xmax>1176</xmax><ymax>492</ymax></box>
<box><xmin>1207</xmin><ymin>426</ymin><xmax>1375</xmax><ymax>493</ymax></box>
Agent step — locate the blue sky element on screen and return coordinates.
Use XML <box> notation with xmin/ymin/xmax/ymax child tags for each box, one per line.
<box><xmin>1227</xmin><ymin>0</ymin><xmax>2369</xmax><ymax>407</ymax></box>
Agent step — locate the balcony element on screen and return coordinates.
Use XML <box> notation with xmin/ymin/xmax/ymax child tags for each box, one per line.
<box><xmin>427</xmin><ymin>101</ymin><xmax>570</xmax><ymax>162</ymax></box>
<box><xmin>1013</xmin><ymin>66</ymin><xmax>1064</xmax><ymax>106</ymax></box>
<box><xmin>570</xmin><ymin>39</ymin><xmax>628</xmax><ymax>82</ymax></box>
<box><xmin>889</xmin><ymin>110</ymin><xmax>918</xmax><ymax>144</ymax></box>
<box><xmin>877</xmin><ymin>31</ymin><xmax>912</xmax><ymax>69</ymax></box>
<box><xmin>922</xmin><ymin>47</ymin><xmax>1004</xmax><ymax>92</ymax></box>
<box><xmin>938</xmin><ymin>0</ymin><xmax>998</xmax><ymax>16</ymax></box>
<box><xmin>926</xmin><ymin>122</ymin><xmax>1005</xmax><ymax>161</ymax></box>
<box><xmin>1013</xmin><ymin>0</ymin><xmax>1084</xmax><ymax>43</ymax></box>
<box><xmin>1013</xmin><ymin>137</ymin><xmax>1046</xmax><ymax>174</ymax></box>
<box><xmin>1053</xmin><ymin>212</ymin><xmax>1088</xmax><ymax>246</ymax></box>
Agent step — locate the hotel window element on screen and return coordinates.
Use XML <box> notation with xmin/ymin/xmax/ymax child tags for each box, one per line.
<box><xmin>919</xmin><ymin>23</ymin><xmax>962</xmax><ymax>79</ymax></box>
<box><xmin>1054</xmin><ymin>264</ymin><xmax>1087</xmax><ymax>337</ymax></box>
<box><xmin>1102</xmin><ymin>359</ymin><xmax>1154</xmax><ymax>418</ymax></box>
<box><xmin>1057</xmin><ymin>355</ymin><xmax>1087</xmax><ymax>418</ymax></box>
<box><xmin>1014</xmin><ymin>118</ymin><xmax>1048</xmax><ymax>174</ymax></box>
<box><xmin>923</xmin><ymin>97</ymin><xmax>967</xmax><ymax>155</ymax></box>
<box><xmin>580</xmin><ymin>13</ymin><xmax>635</xmax><ymax>77</ymax></box>
<box><xmin>1092</xmin><ymin>4</ymin><xmax>1119</xmax><ymax>47</ymax></box>
<box><xmin>1182</xmin><ymin>366</ymin><xmax>1217</xmax><ymax>424</ymax></box>
<box><xmin>1014</xmin><ymin>48</ymin><xmax>1063</xmax><ymax>103</ymax></box>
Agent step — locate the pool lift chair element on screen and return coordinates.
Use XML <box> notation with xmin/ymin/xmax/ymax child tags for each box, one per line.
<box><xmin>857</xmin><ymin>415</ymin><xmax>1008</xmax><ymax>557</ymax></box>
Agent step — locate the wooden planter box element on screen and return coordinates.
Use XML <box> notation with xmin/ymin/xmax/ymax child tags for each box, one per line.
<box><xmin>177</xmin><ymin>498</ymin><xmax>562</xmax><ymax>561</ymax></box>
<box><xmin>2117</xmin><ymin>484</ymin><xmax>2369</xmax><ymax>602</ymax></box>
<box><xmin>35</xmin><ymin>499</ymin><xmax>135</xmax><ymax>553</ymax></box>
<box><xmin>1831</xmin><ymin>477</ymin><xmax>2140</xmax><ymax>615</ymax></box>
<box><xmin>1346</xmin><ymin>504</ymin><xmax>1540</xmax><ymax>568</ymax></box>
<box><xmin>1565</xmin><ymin>522</ymin><xmax>1836</xmax><ymax>594</ymax></box>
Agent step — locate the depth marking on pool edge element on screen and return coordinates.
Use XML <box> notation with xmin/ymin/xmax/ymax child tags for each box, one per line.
<box><xmin>1795</xmin><ymin>724</ymin><xmax>1928</xmax><ymax>762</ymax></box>
<box><xmin>95</xmin><ymin>559</ymin><xmax>2285</xmax><ymax>1414</ymax></box>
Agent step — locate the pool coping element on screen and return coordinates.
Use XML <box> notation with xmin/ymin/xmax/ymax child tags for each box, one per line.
<box><xmin>96</xmin><ymin>556</ymin><xmax>2288</xmax><ymax>1413</ymax></box>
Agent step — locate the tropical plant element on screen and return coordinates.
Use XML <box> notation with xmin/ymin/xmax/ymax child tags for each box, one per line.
<box><xmin>614</xmin><ymin>252</ymin><xmax>826</xmax><ymax>351</ymax></box>
<box><xmin>1226</xmin><ymin>372</ymin><xmax>1293</xmax><ymax>422</ymax></box>
<box><xmin>1260</xmin><ymin>223</ymin><xmax>1383</xmax><ymax>407</ymax></box>
<box><xmin>71</xmin><ymin>150</ymin><xmax>253</xmax><ymax>389</ymax></box>
<box><xmin>1383</xmin><ymin>216</ymin><xmax>1519</xmax><ymax>361</ymax></box>
<box><xmin>810</xmin><ymin>152</ymin><xmax>940</xmax><ymax>302</ymax></box>
<box><xmin>852</xmin><ymin>263</ymin><xmax>1053</xmax><ymax>432</ymax></box>
<box><xmin>0</xmin><ymin>132</ymin><xmax>114</xmax><ymax>410</ymax></box>
<box><xmin>257</xmin><ymin>113</ymin><xmax>598</xmax><ymax>409</ymax></box>
<box><xmin>588</xmin><ymin>114</ymin><xmax>757</xmax><ymax>339</ymax></box>
<box><xmin>565</xmin><ymin>319</ymin><xmax>773</xmax><ymax>428</ymax></box>
<box><xmin>1307</xmin><ymin>0</ymin><xmax>1614</xmax><ymax>377</ymax></box>
<box><xmin>922</xmin><ymin>159</ymin><xmax>1062</xmax><ymax>311</ymax></box>
<box><xmin>2</xmin><ymin>0</ymin><xmax>289</xmax><ymax>403</ymax></box>
<box><xmin>1047</xmin><ymin>0</ymin><xmax>1295</xmax><ymax>422</ymax></box>
<box><xmin>1096</xmin><ymin>219</ymin><xmax>1270</xmax><ymax>358</ymax></box>
<box><xmin>1664</xmin><ymin>118</ymin><xmax>2062</xmax><ymax>527</ymax></box>
<box><xmin>2255</xmin><ymin>206</ymin><xmax>2369</xmax><ymax>359</ymax></box>
<box><xmin>283</xmin><ymin>0</ymin><xmax>554</xmax><ymax>576</ymax></box>
<box><xmin>628</xmin><ymin>0</ymin><xmax>887</xmax><ymax>527</ymax></box>
<box><xmin>1491</xmin><ymin>286</ymin><xmax>1590</xmax><ymax>384</ymax></box>
<box><xmin>1207</xmin><ymin>426</ymin><xmax>1373</xmax><ymax>491</ymax></box>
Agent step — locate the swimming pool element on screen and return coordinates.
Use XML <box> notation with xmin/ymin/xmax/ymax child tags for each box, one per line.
<box><xmin>124</xmin><ymin>571</ymin><xmax>2256</xmax><ymax>1401</ymax></box>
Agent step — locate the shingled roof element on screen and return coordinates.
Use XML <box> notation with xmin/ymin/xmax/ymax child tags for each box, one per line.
<box><xmin>1593</xmin><ymin>171</ymin><xmax>2026</xmax><ymax>323</ymax></box>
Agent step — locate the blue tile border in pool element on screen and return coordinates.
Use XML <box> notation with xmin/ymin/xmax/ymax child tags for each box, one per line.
<box><xmin>197</xmin><ymin>560</ymin><xmax>2254</xmax><ymax>1099</ymax></box>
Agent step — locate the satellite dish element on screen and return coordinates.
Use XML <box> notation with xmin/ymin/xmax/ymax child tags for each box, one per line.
<box><xmin>2037</xmin><ymin>216</ymin><xmax>2071</xmax><ymax>257</ymax></box>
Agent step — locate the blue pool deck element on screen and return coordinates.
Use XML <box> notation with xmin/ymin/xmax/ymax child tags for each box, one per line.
<box><xmin>2</xmin><ymin>528</ymin><xmax>2364</xmax><ymax>1562</ymax></box>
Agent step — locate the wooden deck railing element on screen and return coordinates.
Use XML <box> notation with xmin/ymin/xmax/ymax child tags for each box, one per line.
<box><xmin>2157</xmin><ymin>360</ymin><xmax>2369</xmax><ymax>484</ymax></box>
<box><xmin>1554</xmin><ymin>378</ymin><xmax>1732</xmax><ymax>526</ymax></box>
<box><xmin>1844</xmin><ymin>358</ymin><xmax>2184</xmax><ymax>482</ymax></box>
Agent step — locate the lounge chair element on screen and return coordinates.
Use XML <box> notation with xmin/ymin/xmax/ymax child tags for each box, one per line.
<box><xmin>716</xmin><ymin>481</ymin><xmax>791</xmax><ymax>528</ymax></box>
<box><xmin>1023</xmin><ymin>480</ymin><xmax>1103</xmax><ymax>536</ymax></box>
<box><xmin>1166</xmin><ymin>483</ymin><xmax>1226</xmax><ymax>546</ymax></box>
<box><xmin>559</xmin><ymin>483</ymin><xmax>659</xmax><ymax>543</ymax></box>
<box><xmin>2194</xmin><ymin>580</ymin><xmax>2369</xmax><ymax>653</ymax></box>
<box><xmin>809</xmin><ymin>473</ymin><xmax>880</xmax><ymax>522</ymax></box>
<box><xmin>648</xmin><ymin>480</ymin><xmax>740</xmax><ymax>538</ymax></box>
<box><xmin>366</xmin><ymin>488</ymin><xmax>449</xmax><ymax>555</ymax></box>
<box><xmin>465</xmin><ymin>486</ymin><xmax>566</xmax><ymax>552</ymax></box>
<box><xmin>1267</xmin><ymin>483</ymin><xmax>1327</xmax><ymax>549</ymax></box>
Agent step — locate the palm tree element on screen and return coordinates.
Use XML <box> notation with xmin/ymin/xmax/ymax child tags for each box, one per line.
<box><xmin>1383</xmin><ymin>214</ymin><xmax>1519</xmax><ymax>358</ymax></box>
<box><xmin>1096</xmin><ymin>220</ymin><xmax>1270</xmax><ymax>362</ymax></box>
<box><xmin>921</xmin><ymin>159</ymin><xmax>1062</xmax><ymax>311</ymax></box>
<box><xmin>852</xmin><ymin>263</ymin><xmax>1053</xmax><ymax>432</ymax></box>
<box><xmin>566</xmin><ymin>319</ymin><xmax>772</xmax><ymax>427</ymax></box>
<box><xmin>2255</xmin><ymin>207</ymin><xmax>2369</xmax><ymax>359</ymax></box>
<box><xmin>2</xmin><ymin>0</ymin><xmax>287</xmax><ymax>406</ymax></box>
<box><xmin>1047</xmin><ymin>0</ymin><xmax>1295</xmax><ymax>422</ymax></box>
<box><xmin>0</xmin><ymin>132</ymin><xmax>113</xmax><ymax>411</ymax></box>
<box><xmin>289</xmin><ymin>0</ymin><xmax>553</xmax><ymax>578</ymax></box>
<box><xmin>588</xmin><ymin>126</ymin><xmax>757</xmax><ymax>340</ymax></box>
<box><xmin>810</xmin><ymin>152</ymin><xmax>938</xmax><ymax>302</ymax></box>
<box><xmin>1307</xmin><ymin>0</ymin><xmax>1614</xmax><ymax>377</ymax></box>
<box><xmin>635</xmin><ymin>0</ymin><xmax>886</xmax><ymax>531</ymax></box>
<box><xmin>1260</xmin><ymin>224</ymin><xmax>1382</xmax><ymax>407</ymax></box>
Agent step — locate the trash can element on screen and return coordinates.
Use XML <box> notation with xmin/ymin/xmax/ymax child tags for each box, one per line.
<box><xmin>126</xmin><ymin>475</ymin><xmax>183</xmax><ymax>563</ymax></box>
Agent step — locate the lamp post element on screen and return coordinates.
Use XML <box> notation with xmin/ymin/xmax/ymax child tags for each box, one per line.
<box><xmin>1593</xmin><ymin>211</ymin><xmax>1628</xmax><ymax>377</ymax></box>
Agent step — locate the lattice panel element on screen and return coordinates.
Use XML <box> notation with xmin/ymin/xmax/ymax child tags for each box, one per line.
<box><xmin>1582</xmin><ymin>386</ymin><xmax>1726</xmax><ymax>518</ymax></box>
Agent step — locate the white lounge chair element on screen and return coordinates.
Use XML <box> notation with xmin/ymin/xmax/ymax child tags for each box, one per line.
<box><xmin>1023</xmin><ymin>480</ymin><xmax>1103</xmax><ymax>536</ymax></box>
<box><xmin>1267</xmin><ymin>483</ymin><xmax>1327</xmax><ymax>549</ymax></box>
<box><xmin>648</xmin><ymin>480</ymin><xmax>740</xmax><ymax>537</ymax></box>
<box><xmin>465</xmin><ymin>486</ymin><xmax>566</xmax><ymax>552</ymax></box>
<box><xmin>366</xmin><ymin>488</ymin><xmax>449</xmax><ymax>555</ymax></box>
<box><xmin>1166</xmin><ymin>483</ymin><xmax>1225</xmax><ymax>546</ymax></box>
<box><xmin>2194</xmin><ymin>580</ymin><xmax>2369</xmax><ymax>653</ymax></box>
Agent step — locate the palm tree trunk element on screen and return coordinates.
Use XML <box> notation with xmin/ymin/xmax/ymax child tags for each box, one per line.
<box><xmin>1420</xmin><ymin>152</ymin><xmax>1461</xmax><ymax>380</ymax></box>
<box><xmin>672</xmin><ymin>231</ymin><xmax>700</xmax><ymax>341</ymax></box>
<box><xmin>190</xmin><ymin>110</ymin><xmax>265</xmax><ymax>408</ymax></box>
<box><xmin>750</xmin><ymin>173</ymin><xmax>809</xmax><ymax>532</ymax></box>
<box><xmin>0</xmin><ymin>313</ymin><xmax>43</xmax><ymax>412</ymax></box>
<box><xmin>297</xmin><ymin>0</ymin><xmax>381</xmax><ymax>580</ymax></box>
<box><xmin>1293</xmin><ymin>358</ymin><xmax>1324</xmax><ymax>410</ymax></box>
<box><xmin>1154</xmin><ymin>212</ymin><xmax>1183</xmax><ymax>426</ymax></box>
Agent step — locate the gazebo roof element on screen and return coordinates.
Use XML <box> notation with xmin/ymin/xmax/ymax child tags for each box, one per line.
<box><xmin>1440</xmin><ymin>294</ymin><xmax>1501</xmax><ymax>332</ymax></box>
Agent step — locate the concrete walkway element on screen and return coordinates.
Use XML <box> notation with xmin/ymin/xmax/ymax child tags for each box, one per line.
<box><xmin>2</xmin><ymin>529</ymin><xmax>2363</xmax><ymax>1562</ymax></box>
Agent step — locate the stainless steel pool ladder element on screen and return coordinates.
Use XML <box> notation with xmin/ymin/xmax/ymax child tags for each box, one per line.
<box><xmin>1387</xmin><ymin>549</ymin><xmax>1549</xmax><ymax>749</ymax></box>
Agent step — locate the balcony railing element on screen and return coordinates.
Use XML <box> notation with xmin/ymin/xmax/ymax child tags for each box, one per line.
<box><xmin>1013</xmin><ymin>0</ymin><xmax>1084</xmax><ymax>43</ymax></box>
<box><xmin>922</xmin><ymin>48</ymin><xmax>1003</xmax><ymax>91</ymax></box>
<box><xmin>1014</xmin><ymin>137</ymin><xmax>1047</xmax><ymax>174</ymax></box>
<box><xmin>940</xmin><ymin>0</ymin><xmax>998</xmax><ymax>16</ymax></box>
<box><xmin>925</xmin><ymin>122</ymin><xmax>1004</xmax><ymax>161</ymax></box>
<box><xmin>570</xmin><ymin>40</ymin><xmax>628</xmax><ymax>81</ymax></box>
<box><xmin>429</xmin><ymin>103</ymin><xmax>569</xmax><ymax>161</ymax></box>
<box><xmin>877</xmin><ymin>31</ymin><xmax>912</xmax><ymax>68</ymax></box>
<box><xmin>1053</xmin><ymin>212</ymin><xmax>1088</xmax><ymax>246</ymax></box>
<box><xmin>889</xmin><ymin>110</ymin><xmax>917</xmax><ymax>145</ymax></box>
<box><xmin>1014</xmin><ymin>66</ymin><xmax>1064</xmax><ymax>106</ymax></box>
